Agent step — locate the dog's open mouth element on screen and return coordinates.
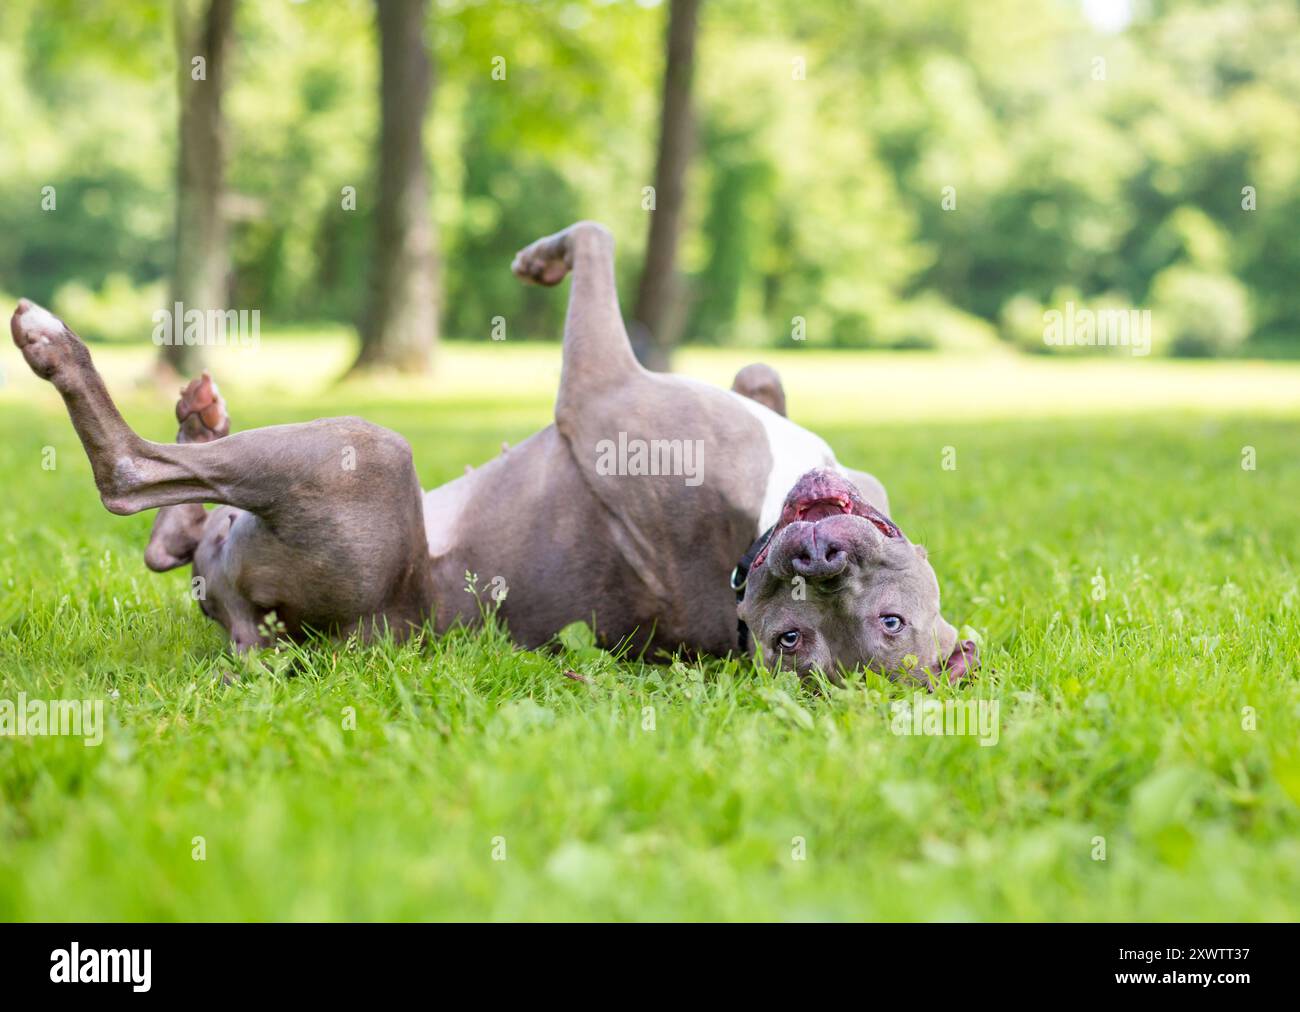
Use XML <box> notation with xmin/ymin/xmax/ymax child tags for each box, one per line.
<box><xmin>795</xmin><ymin>497</ymin><xmax>852</xmax><ymax>523</ymax></box>
<box><xmin>750</xmin><ymin>468</ymin><xmax>902</xmax><ymax>569</ymax></box>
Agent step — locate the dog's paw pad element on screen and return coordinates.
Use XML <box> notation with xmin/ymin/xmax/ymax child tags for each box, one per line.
<box><xmin>510</xmin><ymin>237</ymin><xmax>571</xmax><ymax>287</ymax></box>
<box><xmin>176</xmin><ymin>371</ymin><xmax>230</xmax><ymax>442</ymax></box>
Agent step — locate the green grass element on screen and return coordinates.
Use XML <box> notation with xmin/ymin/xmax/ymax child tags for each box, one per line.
<box><xmin>1</xmin><ymin>336</ymin><xmax>1299</xmax><ymax>920</ymax></box>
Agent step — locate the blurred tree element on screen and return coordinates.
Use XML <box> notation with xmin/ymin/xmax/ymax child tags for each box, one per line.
<box><xmin>631</xmin><ymin>0</ymin><xmax>702</xmax><ymax>371</ymax></box>
<box><xmin>219</xmin><ymin>0</ymin><xmax>374</xmax><ymax>325</ymax></box>
<box><xmin>686</xmin><ymin>121</ymin><xmax>767</xmax><ymax>345</ymax></box>
<box><xmin>352</xmin><ymin>0</ymin><xmax>438</xmax><ymax>374</ymax></box>
<box><xmin>167</xmin><ymin>0</ymin><xmax>236</xmax><ymax>377</ymax></box>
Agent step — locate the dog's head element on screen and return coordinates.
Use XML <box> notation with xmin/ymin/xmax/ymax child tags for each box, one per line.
<box><xmin>737</xmin><ymin>468</ymin><xmax>976</xmax><ymax>684</ymax></box>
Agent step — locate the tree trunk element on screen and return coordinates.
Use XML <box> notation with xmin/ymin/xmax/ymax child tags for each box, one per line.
<box><xmin>631</xmin><ymin>0</ymin><xmax>702</xmax><ymax>373</ymax></box>
<box><xmin>352</xmin><ymin>0</ymin><xmax>438</xmax><ymax>374</ymax></box>
<box><xmin>166</xmin><ymin>0</ymin><xmax>236</xmax><ymax>378</ymax></box>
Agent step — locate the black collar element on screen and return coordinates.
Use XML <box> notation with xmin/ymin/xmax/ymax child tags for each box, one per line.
<box><xmin>730</xmin><ymin>524</ymin><xmax>775</xmax><ymax>653</ymax></box>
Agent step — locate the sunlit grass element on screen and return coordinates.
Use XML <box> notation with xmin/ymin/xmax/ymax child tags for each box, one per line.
<box><xmin>1</xmin><ymin>333</ymin><xmax>1298</xmax><ymax>920</ymax></box>
<box><xmin>6</xmin><ymin>330</ymin><xmax>1300</xmax><ymax>424</ymax></box>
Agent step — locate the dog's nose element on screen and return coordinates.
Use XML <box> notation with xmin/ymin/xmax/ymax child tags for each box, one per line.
<box><xmin>789</xmin><ymin>529</ymin><xmax>849</xmax><ymax>581</ymax></box>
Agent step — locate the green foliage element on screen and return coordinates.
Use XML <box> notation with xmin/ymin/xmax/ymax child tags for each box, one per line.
<box><xmin>1150</xmin><ymin>265</ymin><xmax>1252</xmax><ymax>358</ymax></box>
<box><xmin>52</xmin><ymin>274</ymin><xmax>166</xmax><ymax>344</ymax></box>
<box><xmin>877</xmin><ymin>294</ymin><xmax>1001</xmax><ymax>353</ymax></box>
<box><xmin>1</xmin><ymin>0</ymin><xmax>1297</xmax><ymax>356</ymax></box>
<box><xmin>441</xmin><ymin>105</ymin><xmax>584</xmax><ymax>343</ymax></box>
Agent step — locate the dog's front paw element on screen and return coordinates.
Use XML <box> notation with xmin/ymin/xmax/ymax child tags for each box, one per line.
<box><xmin>510</xmin><ymin>234</ymin><xmax>572</xmax><ymax>286</ymax></box>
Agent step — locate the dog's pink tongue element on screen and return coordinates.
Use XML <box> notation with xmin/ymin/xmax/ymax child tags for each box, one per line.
<box><xmin>801</xmin><ymin>501</ymin><xmax>845</xmax><ymax>522</ymax></box>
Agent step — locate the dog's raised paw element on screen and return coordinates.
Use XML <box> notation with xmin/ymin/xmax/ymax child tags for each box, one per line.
<box><xmin>176</xmin><ymin>371</ymin><xmax>231</xmax><ymax>443</ymax></box>
<box><xmin>510</xmin><ymin>235</ymin><xmax>571</xmax><ymax>287</ymax></box>
<box><xmin>9</xmin><ymin>299</ymin><xmax>86</xmax><ymax>382</ymax></box>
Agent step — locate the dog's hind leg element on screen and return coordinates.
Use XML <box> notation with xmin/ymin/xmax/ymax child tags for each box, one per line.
<box><xmin>142</xmin><ymin>372</ymin><xmax>230</xmax><ymax>573</ymax></box>
<box><xmin>11</xmin><ymin>299</ymin><xmax>404</xmax><ymax>521</ymax></box>
<box><xmin>12</xmin><ymin>300</ymin><xmax>434</xmax><ymax>647</ymax></box>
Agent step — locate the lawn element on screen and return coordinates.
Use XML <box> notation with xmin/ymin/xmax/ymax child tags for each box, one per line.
<box><xmin>1</xmin><ymin>334</ymin><xmax>1299</xmax><ymax>920</ymax></box>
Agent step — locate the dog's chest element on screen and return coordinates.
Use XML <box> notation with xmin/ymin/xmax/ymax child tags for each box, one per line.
<box><xmin>729</xmin><ymin>393</ymin><xmax>839</xmax><ymax>533</ymax></box>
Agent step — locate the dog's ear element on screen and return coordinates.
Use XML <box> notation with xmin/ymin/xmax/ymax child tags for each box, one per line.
<box><xmin>144</xmin><ymin>504</ymin><xmax>207</xmax><ymax>572</ymax></box>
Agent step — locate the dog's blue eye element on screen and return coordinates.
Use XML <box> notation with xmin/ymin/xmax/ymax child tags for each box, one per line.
<box><xmin>880</xmin><ymin>615</ymin><xmax>904</xmax><ymax>633</ymax></box>
<box><xmin>778</xmin><ymin>630</ymin><xmax>801</xmax><ymax>649</ymax></box>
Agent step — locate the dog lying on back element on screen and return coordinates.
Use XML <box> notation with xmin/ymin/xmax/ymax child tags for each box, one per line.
<box><xmin>10</xmin><ymin>222</ymin><xmax>976</xmax><ymax>685</ymax></box>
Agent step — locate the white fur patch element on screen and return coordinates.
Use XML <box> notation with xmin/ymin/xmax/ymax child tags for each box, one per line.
<box><xmin>729</xmin><ymin>392</ymin><xmax>839</xmax><ymax>534</ymax></box>
<box><xmin>20</xmin><ymin>301</ymin><xmax>63</xmax><ymax>338</ymax></box>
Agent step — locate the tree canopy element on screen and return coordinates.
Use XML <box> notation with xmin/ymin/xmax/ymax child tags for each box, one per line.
<box><xmin>1</xmin><ymin>0</ymin><xmax>1296</xmax><ymax>358</ymax></box>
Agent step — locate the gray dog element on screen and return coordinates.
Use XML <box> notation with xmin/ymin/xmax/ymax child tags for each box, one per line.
<box><xmin>10</xmin><ymin>221</ymin><xmax>976</xmax><ymax>684</ymax></box>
